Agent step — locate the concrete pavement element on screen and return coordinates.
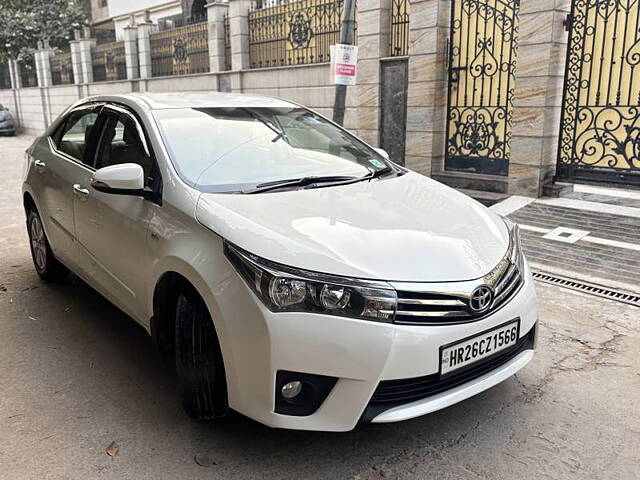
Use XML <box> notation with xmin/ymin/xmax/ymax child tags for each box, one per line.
<box><xmin>1</xmin><ymin>135</ymin><xmax>638</xmax><ymax>479</ymax></box>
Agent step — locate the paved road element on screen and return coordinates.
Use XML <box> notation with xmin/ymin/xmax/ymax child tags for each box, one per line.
<box><xmin>1</xmin><ymin>135</ymin><xmax>638</xmax><ymax>479</ymax></box>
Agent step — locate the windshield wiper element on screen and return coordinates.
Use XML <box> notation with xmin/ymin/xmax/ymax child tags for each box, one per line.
<box><xmin>359</xmin><ymin>166</ymin><xmax>394</xmax><ymax>181</ymax></box>
<box><xmin>240</xmin><ymin>108</ymin><xmax>287</xmax><ymax>143</ymax></box>
<box><xmin>242</xmin><ymin>175</ymin><xmax>359</xmax><ymax>194</ymax></box>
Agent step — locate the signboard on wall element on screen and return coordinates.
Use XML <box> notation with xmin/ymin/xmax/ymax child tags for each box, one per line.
<box><xmin>330</xmin><ymin>44</ymin><xmax>358</xmax><ymax>85</ymax></box>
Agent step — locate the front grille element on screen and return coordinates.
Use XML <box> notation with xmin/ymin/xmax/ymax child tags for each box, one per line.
<box><xmin>394</xmin><ymin>262</ymin><xmax>523</xmax><ymax>325</ymax></box>
<box><xmin>394</xmin><ymin>224</ymin><xmax>525</xmax><ymax>325</ymax></box>
<box><xmin>360</xmin><ymin>324</ymin><xmax>536</xmax><ymax>422</ymax></box>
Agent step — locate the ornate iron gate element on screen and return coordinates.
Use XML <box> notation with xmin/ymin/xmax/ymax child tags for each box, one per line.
<box><xmin>445</xmin><ymin>0</ymin><xmax>520</xmax><ymax>175</ymax></box>
<box><xmin>557</xmin><ymin>0</ymin><xmax>640</xmax><ymax>186</ymax></box>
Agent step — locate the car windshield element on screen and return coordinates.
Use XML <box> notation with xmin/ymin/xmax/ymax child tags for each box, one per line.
<box><xmin>153</xmin><ymin>107</ymin><xmax>392</xmax><ymax>193</ymax></box>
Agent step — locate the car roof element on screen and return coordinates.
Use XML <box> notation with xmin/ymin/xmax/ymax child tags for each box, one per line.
<box><xmin>80</xmin><ymin>92</ymin><xmax>298</xmax><ymax>110</ymax></box>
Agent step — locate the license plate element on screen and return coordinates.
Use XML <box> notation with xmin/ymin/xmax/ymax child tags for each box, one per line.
<box><xmin>440</xmin><ymin>320</ymin><xmax>520</xmax><ymax>375</ymax></box>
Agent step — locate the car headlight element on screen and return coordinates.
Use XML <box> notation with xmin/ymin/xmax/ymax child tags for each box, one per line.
<box><xmin>224</xmin><ymin>242</ymin><xmax>397</xmax><ymax>322</ymax></box>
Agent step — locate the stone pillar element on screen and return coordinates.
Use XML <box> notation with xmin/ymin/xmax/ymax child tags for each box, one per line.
<box><xmin>509</xmin><ymin>0</ymin><xmax>570</xmax><ymax>196</ymax></box>
<box><xmin>355</xmin><ymin>0</ymin><xmax>392</xmax><ymax>147</ymax></box>
<box><xmin>8</xmin><ymin>59</ymin><xmax>21</xmax><ymax>89</ymax></box>
<box><xmin>78</xmin><ymin>33</ymin><xmax>96</xmax><ymax>84</ymax></box>
<box><xmin>137</xmin><ymin>21</ymin><xmax>156</xmax><ymax>79</ymax></box>
<box><xmin>229</xmin><ymin>0</ymin><xmax>252</xmax><ymax>71</ymax></box>
<box><xmin>123</xmin><ymin>23</ymin><xmax>139</xmax><ymax>80</ymax></box>
<box><xmin>7</xmin><ymin>59</ymin><xmax>22</xmax><ymax>129</ymax></box>
<box><xmin>35</xmin><ymin>42</ymin><xmax>55</xmax><ymax>88</ymax></box>
<box><xmin>69</xmin><ymin>31</ymin><xmax>83</xmax><ymax>85</ymax></box>
<box><xmin>206</xmin><ymin>1</ymin><xmax>229</xmax><ymax>73</ymax></box>
<box><xmin>403</xmin><ymin>0</ymin><xmax>450</xmax><ymax>177</ymax></box>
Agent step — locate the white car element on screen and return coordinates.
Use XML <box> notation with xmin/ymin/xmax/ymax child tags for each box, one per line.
<box><xmin>22</xmin><ymin>93</ymin><xmax>537</xmax><ymax>431</ymax></box>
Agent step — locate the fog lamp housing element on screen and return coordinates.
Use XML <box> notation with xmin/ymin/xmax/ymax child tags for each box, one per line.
<box><xmin>275</xmin><ymin>370</ymin><xmax>338</xmax><ymax>416</ymax></box>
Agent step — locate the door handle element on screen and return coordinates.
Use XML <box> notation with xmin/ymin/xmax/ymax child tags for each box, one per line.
<box><xmin>34</xmin><ymin>159</ymin><xmax>46</xmax><ymax>171</ymax></box>
<box><xmin>72</xmin><ymin>184</ymin><xmax>90</xmax><ymax>198</ymax></box>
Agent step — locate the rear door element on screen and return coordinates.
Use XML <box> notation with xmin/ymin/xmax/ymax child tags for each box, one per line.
<box><xmin>73</xmin><ymin>104</ymin><xmax>162</xmax><ymax>321</ymax></box>
<box><xmin>30</xmin><ymin>104</ymin><xmax>103</xmax><ymax>269</ymax></box>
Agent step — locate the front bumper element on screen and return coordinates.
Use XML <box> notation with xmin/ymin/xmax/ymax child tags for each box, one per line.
<box><xmin>215</xmin><ymin>262</ymin><xmax>538</xmax><ymax>431</ymax></box>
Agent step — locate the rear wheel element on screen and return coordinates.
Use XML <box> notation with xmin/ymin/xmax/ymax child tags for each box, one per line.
<box><xmin>27</xmin><ymin>209</ymin><xmax>68</xmax><ymax>281</ymax></box>
<box><xmin>174</xmin><ymin>286</ymin><xmax>228</xmax><ymax>420</ymax></box>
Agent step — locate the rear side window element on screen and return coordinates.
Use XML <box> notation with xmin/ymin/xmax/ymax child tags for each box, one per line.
<box><xmin>56</xmin><ymin>110</ymin><xmax>100</xmax><ymax>165</ymax></box>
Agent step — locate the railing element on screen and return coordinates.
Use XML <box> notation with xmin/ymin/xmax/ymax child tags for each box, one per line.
<box><xmin>91</xmin><ymin>41</ymin><xmax>126</xmax><ymax>82</ymax></box>
<box><xmin>0</xmin><ymin>63</ymin><xmax>10</xmax><ymax>89</ymax></box>
<box><xmin>150</xmin><ymin>18</ymin><xmax>209</xmax><ymax>77</ymax></box>
<box><xmin>50</xmin><ymin>52</ymin><xmax>75</xmax><ymax>85</ymax></box>
<box><xmin>248</xmin><ymin>0</ymin><xmax>355</xmax><ymax>69</ymax></box>
<box><xmin>19</xmin><ymin>58</ymin><xmax>38</xmax><ymax>88</ymax></box>
<box><xmin>224</xmin><ymin>13</ymin><xmax>232</xmax><ymax>71</ymax></box>
<box><xmin>389</xmin><ymin>0</ymin><xmax>409</xmax><ymax>56</ymax></box>
<box><xmin>93</xmin><ymin>28</ymin><xmax>117</xmax><ymax>45</ymax></box>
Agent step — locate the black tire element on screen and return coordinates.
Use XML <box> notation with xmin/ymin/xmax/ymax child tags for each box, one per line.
<box><xmin>175</xmin><ymin>286</ymin><xmax>228</xmax><ymax>420</ymax></box>
<box><xmin>27</xmin><ymin>209</ymin><xmax>68</xmax><ymax>282</ymax></box>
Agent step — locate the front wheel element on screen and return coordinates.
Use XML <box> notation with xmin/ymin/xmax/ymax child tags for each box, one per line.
<box><xmin>174</xmin><ymin>287</ymin><xmax>228</xmax><ymax>420</ymax></box>
<box><xmin>27</xmin><ymin>209</ymin><xmax>68</xmax><ymax>281</ymax></box>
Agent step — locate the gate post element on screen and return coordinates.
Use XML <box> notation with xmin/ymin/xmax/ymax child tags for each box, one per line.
<box><xmin>228</xmin><ymin>0</ymin><xmax>252</xmax><ymax>71</ymax></box>
<box><xmin>137</xmin><ymin>18</ymin><xmax>156</xmax><ymax>80</ymax></box>
<box><xmin>78</xmin><ymin>28</ymin><xmax>96</xmax><ymax>84</ymax></box>
<box><xmin>509</xmin><ymin>0</ymin><xmax>570</xmax><ymax>196</ymax></box>
<box><xmin>123</xmin><ymin>18</ymin><xmax>139</xmax><ymax>80</ymax></box>
<box><xmin>404</xmin><ymin>0</ymin><xmax>450</xmax><ymax>177</ymax></box>
<box><xmin>206</xmin><ymin>1</ymin><xmax>229</xmax><ymax>73</ymax></box>
<box><xmin>354</xmin><ymin>0</ymin><xmax>392</xmax><ymax>145</ymax></box>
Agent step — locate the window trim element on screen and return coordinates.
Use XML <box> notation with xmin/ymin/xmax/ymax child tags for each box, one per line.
<box><xmin>101</xmin><ymin>104</ymin><xmax>153</xmax><ymax>159</ymax></box>
<box><xmin>95</xmin><ymin>103</ymin><xmax>163</xmax><ymax>205</ymax></box>
<box><xmin>49</xmin><ymin>103</ymin><xmax>105</xmax><ymax>170</ymax></box>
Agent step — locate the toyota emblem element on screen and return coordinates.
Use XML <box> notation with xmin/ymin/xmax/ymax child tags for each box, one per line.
<box><xmin>469</xmin><ymin>285</ymin><xmax>493</xmax><ymax>313</ymax></box>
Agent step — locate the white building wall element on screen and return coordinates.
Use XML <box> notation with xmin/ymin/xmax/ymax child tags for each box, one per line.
<box><xmin>0</xmin><ymin>65</ymin><xmax>357</xmax><ymax>135</ymax></box>
<box><xmin>109</xmin><ymin>0</ymin><xmax>182</xmax><ymax>40</ymax></box>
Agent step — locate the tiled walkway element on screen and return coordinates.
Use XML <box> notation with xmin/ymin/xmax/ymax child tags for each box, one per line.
<box><xmin>489</xmin><ymin>185</ymin><xmax>640</xmax><ymax>295</ymax></box>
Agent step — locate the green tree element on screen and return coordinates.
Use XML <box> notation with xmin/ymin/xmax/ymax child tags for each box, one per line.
<box><xmin>0</xmin><ymin>0</ymin><xmax>86</xmax><ymax>63</ymax></box>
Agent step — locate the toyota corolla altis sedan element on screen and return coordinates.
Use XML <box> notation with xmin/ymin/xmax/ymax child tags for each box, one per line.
<box><xmin>22</xmin><ymin>93</ymin><xmax>537</xmax><ymax>431</ymax></box>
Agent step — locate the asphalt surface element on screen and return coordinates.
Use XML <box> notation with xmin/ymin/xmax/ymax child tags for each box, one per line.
<box><xmin>1</xmin><ymin>135</ymin><xmax>639</xmax><ymax>479</ymax></box>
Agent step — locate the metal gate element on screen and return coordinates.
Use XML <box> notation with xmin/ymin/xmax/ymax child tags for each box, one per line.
<box><xmin>445</xmin><ymin>0</ymin><xmax>520</xmax><ymax>175</ymax></box>
<box><xmin>557</xmin><ymin>0</ymin><xmax>640</xmax><ymax>186</ymax></box>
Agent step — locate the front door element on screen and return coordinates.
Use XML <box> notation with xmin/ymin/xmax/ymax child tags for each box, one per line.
<box><xmin>73</xmin><ymin>105</ymin><xmax>160</xmax><ymax>322</ymax></box>
<box><xmin>35</xmin><ymin>105</ymin><xmax>102</xmax><ymax>269</ymax></box>
<box><xmin>557</xmin><ymin>0</ymin><xmax>640</xmax><ymax>186</ymax></box>
<box><xmin>445</xmin><ymin>0</ymin><xmax>520</xmax><ymax>175</ymax></box>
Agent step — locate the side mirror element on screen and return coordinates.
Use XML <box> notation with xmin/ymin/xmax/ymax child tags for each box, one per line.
<box><xmin>91</xmin><ymin>163</ymin><xmax>144</xmax><ymax>196</ymax></box>
<box><xmin>373</xmin><ymin>147</ymin><xmax>390</xmax><ymax>160</ymax></box>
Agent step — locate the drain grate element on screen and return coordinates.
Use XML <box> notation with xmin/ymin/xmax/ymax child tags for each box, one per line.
<box><xmin>531</xmin><ymin>271</ymin><xmax>640</xmax><ymax>307</ymax></box>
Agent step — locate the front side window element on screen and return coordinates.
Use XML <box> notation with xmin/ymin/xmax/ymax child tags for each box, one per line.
<box><xmin>56</xmin><ymin>109</ymin><xmax>100</xmax><ymax>164</ymax></box>
<box><xmin>95</xmin><ymin>112</ymin><xmax>155</xmax><ymax>186</ymax></box>
<box><xmin>153</xmin><ymin>107</ymin><xmax>392</xmax><ymax>193</ymax></box>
